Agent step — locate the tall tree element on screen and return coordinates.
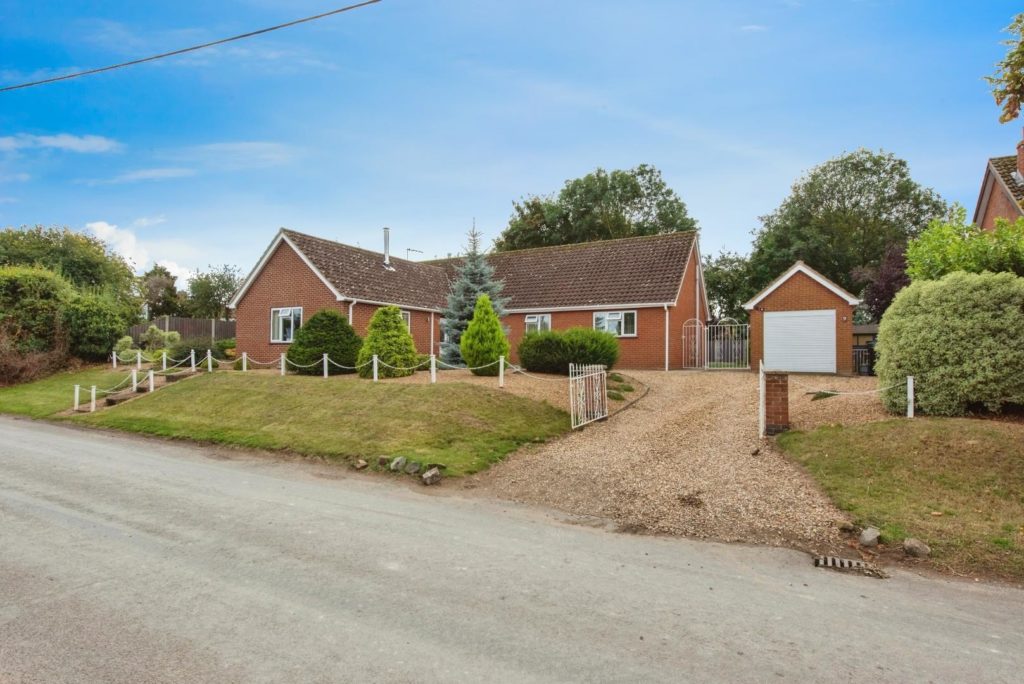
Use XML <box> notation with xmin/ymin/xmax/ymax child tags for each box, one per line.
<box><xmin>986</xmin><ymin>13</ymin><xmax>1024</xmax><ymax>123</ymax></box>
<box><xmin>441</xmin><ymin>227</ymin><xmax>507</xmax><ymax>365</ymax></box>
<box><xmin>748</xmin><ymin>149</ymin><xmax>948</xmax><ymax>295</ymax></box>
<box><xmin>494</xmin><ymin>164</ymin><xmax>697</xmax><ymax>251</ymax></box>
<box><xmin>702</xmin><ymin>251</ymin><xmax>754</xmax><ymax>322</ymax></box>
<box><xmin>186</xmin><ymin>265</ymin><xmax>242</xmax><ymax>320</ymax></box>
<box><xmin>141</xmin><ymin>264</ymin><xmax>182</xmax><ymax>318</ymax></box>
<box><xmin>857</xmin><ymin>243</ymin><xmax>910</xmax><ymax>321</ymax></box>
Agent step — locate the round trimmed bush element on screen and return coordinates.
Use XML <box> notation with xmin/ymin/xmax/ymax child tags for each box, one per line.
<box><xmin>875</xmin><ymin>271</ymin><xmax>1024</xmax><ymax>416</ymax></box>
<box><xmin>516</xmin><ymin>327</ymin><xmax>620</xmax><ymax>374</ymax></box>
<box><xmin>460</xmin><ymin>294</ymin><xmax>510</xmax><ymax>376</ymax></box>
<box><xmin>63</xmin><ymin>294</ymin><xmax>125</xmax><ymax>360</ymax></box>
<box><xmin>356</xmin><ymin>305</ymin><xmax>419</xmax><ymax>378</ymax></box>
<box><xmin>286</xmin><ymin>310</ymin><xmax>362</xmax><ymax>375</ymax></box>
<box><xmin>562</xmin><ymin>327</ymin><xmax>619</xmax><ymax>370</ymax></box>
<box><xmin>114</xmin><ymin>335</ymin><xmax>135</xmax><ymax>354</ymax></box>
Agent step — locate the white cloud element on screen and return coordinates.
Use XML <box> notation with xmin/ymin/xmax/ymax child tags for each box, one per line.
<box><xmin>739</xmin><ymin>24</ymin><xmax>769</xmax><ymax>32</ymax></box>
<box><xmin>168</xmin><ymin>141</ymin><xmax>299</xmax><ymax>170</ymax></box>
<box><xmin>86</xmin><ymin>220</ymin><xmax>149</xmax><ymax>269</ymax></box>
<box><xmin>84</xmin><ymin>219</ymin><xmax>203</xmax><ymax>280</ymax></box>
<box><xmin>81</xmin><ymin>167</ymin><xmax>195</xmax><ymax>185</ymax></box>
<box><xmin>0</xmin><ymin>133</ymin><xmax>121</xmax><ymax>153</ymax></box>
<box><xmin>0</xmin><ymin>172</ymin><xmax>31</xmax><ymax>183</ymax></box>
<box><xmin>132</xmin><ymin>215</ymin><xmax>167</xmax><ymax>228</ymax></box>
<box><xmin>156</xmin><ymin>260</ymin><xmax>195</xmax><ymax>283</ymax></box>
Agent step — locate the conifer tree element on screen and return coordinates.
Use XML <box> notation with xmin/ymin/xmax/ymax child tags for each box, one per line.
<box><xmin>441</xmin><ymin>226</ymin><xmax>507</xmax><ymax>365</ymax></box>
<box><xmin>460</xmin><ymin>294</ymin><xmax>510</xmax><ymax>376</ymax></box>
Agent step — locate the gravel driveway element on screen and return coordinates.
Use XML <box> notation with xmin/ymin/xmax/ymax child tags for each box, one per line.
<box><xmin>475</xmin><ymin>371</ymin><xmax>852</xmax><ymax>552</ymax></box>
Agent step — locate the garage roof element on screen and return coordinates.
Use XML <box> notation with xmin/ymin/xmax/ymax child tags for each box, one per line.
<box><xmin>742</xmin><ymin>261</ymin><xmax>861</xmax><ymax>310</ymax></box>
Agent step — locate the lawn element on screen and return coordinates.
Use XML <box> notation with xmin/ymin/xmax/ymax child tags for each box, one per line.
<box><xmin>0</xmin><ymin>366</ymin><xmax>130</xmax><ymax>418</ymax></box>
<box><xmin>72</xmin><ymin>372</ymin><xmax>569</xmax><ymax>475</ymax></box>
<box><xmin>779</xmin><ymin>418</ymin><xmax>1024</xmax><ymax>583</ymax></box>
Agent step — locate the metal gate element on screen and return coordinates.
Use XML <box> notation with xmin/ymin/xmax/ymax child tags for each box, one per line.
<box><xmin>569</xmin><ymin>363</ymin><xmax>608</xmax><ymax>429</ymax></box>
<box><xmin>682</xmin><ymin>318</ymin><xmax>750</xmax><ymax>370</ymax></box>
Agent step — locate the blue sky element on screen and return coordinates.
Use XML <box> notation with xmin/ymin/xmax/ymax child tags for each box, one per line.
<box><xmin>0</xmin><ymin>0</ymin><xmax>1020</xmax><ymax>281</ymax></box>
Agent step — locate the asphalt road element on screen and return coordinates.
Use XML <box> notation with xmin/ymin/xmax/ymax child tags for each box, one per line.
<box><xmin>1</xmin><ymin>417</ymin><xmax>1022</xmax><ymax>683</ymax></box>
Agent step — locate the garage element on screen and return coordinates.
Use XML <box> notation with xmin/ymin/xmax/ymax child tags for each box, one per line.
<box><xmin>743</xmin><ymin>261</ymin><xmax>861</xmax><ymax>375</ymax></box>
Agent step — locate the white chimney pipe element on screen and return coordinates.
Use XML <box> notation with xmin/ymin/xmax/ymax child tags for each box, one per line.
<box><xmin>383</xmin><ymin>226</ymin><xmax>390</xmax><ymax>265</ymax></box>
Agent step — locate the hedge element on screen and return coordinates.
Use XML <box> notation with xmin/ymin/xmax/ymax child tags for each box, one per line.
<box><xmin>63</xmin><ymin>294</ymin><xmax>124</xmax><ymax>361</ymax></box>
<box><xmin>0</xmin><ymin>266</ymin><xmax>74</xmax><ymax>353</ymax></box>
<box><xmin>517</xmin><ymin>327</ymin><xmax>619</xmax><ymax>374</ymax></box>
<box><xmin>875</xmin><ymin>271</ymin><xmax>1024</xmax><ymax>416</ymax></box>
<box><xmin>287</xmin><ymin>310</ymin><xmax>362</xmax><ymax>375</ymax></box>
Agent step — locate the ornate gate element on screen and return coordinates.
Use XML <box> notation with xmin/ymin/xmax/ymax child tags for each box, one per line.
<box><xmin>569</xmin><ymin>363</ymin><xmax>608</xmax><ymax>429</ymax></box>
<box><xmin>682</xmin><ymin>318</ymin><xmax>749</xmax><ymax>370</ymax></box>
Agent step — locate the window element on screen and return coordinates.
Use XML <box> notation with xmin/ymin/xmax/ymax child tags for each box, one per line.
<box><xmin>401</xmin><ymin>310</ymin><xmax>411</xmax><ymax>330</ymax></box>
<box><xmin>524</xmin><ymin>313</ymin><xmax>551</xmax><ymax>334</ymax></box>
<box><xmin>271</xmin><ymin>307</ymin><xmax>303</xmax><ymax>343</ymax></box>
<box><xmin>593</xmin><ymin>310</ymin><xmax>636</xmax><ymax>337</ymax></box>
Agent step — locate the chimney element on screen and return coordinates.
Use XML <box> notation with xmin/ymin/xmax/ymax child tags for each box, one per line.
<box><xmin>383</xmin><ymin>226</ymin><xmax>390</xmax><ymax>266</ymax></box>
<box><xmin>1017</xmin><ymin>128</ymin><xmax>1024</xmax><ymax>180</ymax></box>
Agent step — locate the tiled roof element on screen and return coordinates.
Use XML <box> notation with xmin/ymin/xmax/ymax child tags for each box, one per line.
<box><xmin>429</xmin><ymin>232</ymin><xmax>697</xmax><ymax>310</ymax></box>
<box><xmin>989</xmin><ymin>156</ymin><xmax>1024</xmax><ymax>208</ymax></box>
<box><xmin>283</xmin><ymin>230</ymin><xmax>448</xmax><ymax>310</ymax></box>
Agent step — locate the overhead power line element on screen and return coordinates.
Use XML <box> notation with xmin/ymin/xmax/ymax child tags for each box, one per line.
<box><xmin>0</xmin><ymin>0</ymin><xmax>382</xmax><ymax>93</ymax></box>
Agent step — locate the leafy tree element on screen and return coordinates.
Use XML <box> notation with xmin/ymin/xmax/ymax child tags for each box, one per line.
<box><xmin>287</xmin><ymin>310</ymin><xmax>362</xmax><ymax>375</ymax></box>
<box><xmin>905</xmin><ymin>207</ymin><xmax>1024</xmax><ymax>280</ymax></box>
<box><xmin>63</xmin><ymin>294</ymin><xmax>125</xmax><ymax>360</ymax></box>
<box><xmin>748</xmin><ymin>149</ymin><xmax>948</xmax><ymax>295</ymax></box>
<box><xmin>356</xmin><ymin>305</ymin><xmax>419</xmax><ymax>379</ymax></box>
<box><xmin>460</xmin><ymin>294</ymin><xmax>510</xmax><ymax>376</ymax></box>
<box><xmin>858</xmin><ymin>243</ymin><xmax>910</xmax><ymax>321</ymax></box>
<box><xmin>494</xmin><ymin>164</ymin><xmax>697</xmax><ymax>251</ymax></box>
<box><xmin>986</xmin><ymin>13</ymin><xmax>1024</xmax><ymax>123</ymax></box>
<box><xmin>0</xmin><ymin>266</ymin><xmax>75</xmax><ymax>353</ymax></box>
<box><xmin>141</xmin><ymin>264</ymin><xmax>182</xmax><ymax>317</ymax></box>
<box><xmin>186</xmin><ymin>264</ymin><xmax>242</xmax><ymax>319</ymax></box>
<box><xmin>441</xmin><ymin>228</ymin><xmax>507</xmax><ymax>366</ymax></box>
<box><xmin>702</xmin><ymin>250</ymin><xmax>754</xmax><ymax>322</ymax></box>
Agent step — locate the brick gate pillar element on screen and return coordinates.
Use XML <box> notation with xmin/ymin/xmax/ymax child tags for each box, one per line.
<box><xmin>765</xmin><ymin>372</ymin><xmax>789</xmax><ymax>435</ymax></box>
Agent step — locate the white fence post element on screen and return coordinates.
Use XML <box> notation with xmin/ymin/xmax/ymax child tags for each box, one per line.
<box><xmin>162</xmin><ymin>351</ymin><xmax>167</xmax><ymax>371</ymax></box>
<box><xmin>207</xmin><ymin>350</ymin><xmax>213</xmax><ymax>373</ymax></box>
<box><xmin>430</xmin><ymin>354</ymin><xmax>437</xmax><ymax>384</ymax></box>
<box><xmin>242</xmin><ymin>351</ymin><xmax>248</xmax><ymax>372</ymax></box>
<box><xmin>372</xmin><ymin>354</ymin><xmax>379</xmax><ymax>382</ymax></box>
<box><xmin>148</xmin><ymin>369</ymin><xmax>155</xmax><ymax>392</ymax></box>
<box><xmin>499</xmin><ymin>355</ymin><xmax>505</xmax><ymax>388</ymax></box>
<box><xmin>907</xmin><ymin>376</ymin><xmax>915</xmax><ymax>418</ymax></box>
<box><xmin>190</xmin><ymin>349</ymin><xmax>196</xmax><ymax>373</ymax></box>
<box><xmin>131</xmin><ymin>369</ymin><xmax>138</xmax><ymax>393</ymax></box>
<box><xmin>90</xmin><ymin>386</ymin><xmax>97</xmax><ymax>413</ymax></box>
<box><xmin>112</xmin><ymin>351</ymin><xmax>118</xmax><ymax>369</ymax></box>
<box><xmin>323</xmin><ymin>353</ymin><xmax>329</xmax><ymax>379</ymax></box>
<box><xmin>136</xmin><ymin>350</ymin><xmax>142</xmax><ymax>370</ymax></box>
<box><xmin>280</xmin><ymin>353</ymin><xmax>286</xmax><ymax>376</ymax></box>
<box><xmin>73</xmin><ymin>384</ymin><xmax>80</xmax><ymax>412</ymax></box>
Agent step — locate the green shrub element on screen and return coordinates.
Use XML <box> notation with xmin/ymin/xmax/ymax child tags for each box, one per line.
<box><xmin>141</xmin><ymin>324</ymin><xmax>167</xmax><ymax>350</ymax></box>
<box><xmin>607</xmin><ymin>389</ymin><xmax>625</xmax><ymax>401</ymax></box>
<box><xmin>165</xmin><ymin>330</ymin><xmax>181</xmax><ymax>346</ymax></box>
<box><xmin>617</xmin><ymin>383</ymin><xmax>635</xmax><ymax>393</ymax></box>
<box><xmin>167</xmin><ymin>337</ymin><xmax>225</xmax><ymax>362</ymax></box>
<box><xmin>876</xmin><ymin>271</ymin><xmax>1024</xmax><ymax>415</ymax></box>
<box><xmin>460</xmin><ymin>294</ymin><xmax>510</xmax><ymax>376</ymax></box>
<box><xmin>356</xmin><ymin>306</ymin><xmax>419</xmax><ymax>378</ymax></box>
<box><xmin>215</xmin><ymin>337</ymin><xmax>236</xmax><ymax>356</ymax></box>
<box><xmin>64</xmin><ymin>294</ymin><xmax>125</xmax><ymax>360</ymax></box>
<box><xmin>114</xmin><ymin>335</ymin><xmax>135</xmax><ymax>354</ymax></box>
<box><xmin>517</xmin><ymin>327</ymin><xmax>620</xmax><ymax>375</ymax></box>
<box><xmin>0</xmin><ymin>265</ymin><xmax>74</xmax><ymax>353</ymax></box>
<box><xmin>287</xmin><ymin>310</ymin><xmax>362</xmax><ymax>375</ymax></box>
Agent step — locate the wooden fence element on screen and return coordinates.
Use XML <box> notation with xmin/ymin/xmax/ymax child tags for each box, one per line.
<box><xmin>128</xmin><ymin>316</ymin><xmax>236</xmax><ymax>344</ymax></box>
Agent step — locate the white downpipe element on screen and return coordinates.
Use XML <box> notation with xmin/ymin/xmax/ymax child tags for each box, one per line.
<box><xmin>242</xmin><ymin>352</ymin><xmax>248</xmax><ymax>372</ymax></box>
<box><xmin>162</xmin><ymin>351</ymin><xmax>167</xmax><ymax>371</ymax></box>
<box><xmin>206</xmin><ymin>350</ymin><xmax>213</xmax><ymax>373</ymax></box>
<box><xmin>280</xmin><ymin>353</ymin><xmax>286</xmax><ymax>376</ymax></box>
<box><xmin>323</xmin><ymin>353</ymin><xmax>329</xmax><ymax>378</ymax></box>
<box><xmin>430</xmin><ymin>311</ymin><xmax>435</xmax><ymax>356</ymax></box>
<box><xmin>148</xmin><ymin>369</ymin><xmax>155</xmax><ymax>392</ymax></box>
<box><xmin>131</xmin><ymin>369</ymin><xmax>138</xmax><ymax>393</ymax></box>
<box><xmin>73</xmin><ymin>385</ymin><xmax>80</xmax><ymax>412</ymax></box>
<box><xmin>907</xmin><ymin>376</ymin><xmax>915</xmax><ymax>418</ymax></box>
<box><xmin>430</xmin><ymin>354</ymin><xmax>437</xmax><ymax>384</ymax></box>
<box><xmin>348</xmin><ymin>299</ymin><xmax>357</xmax><ymax>325</ymax></box>
<box><xmin>190</xmin><ymin>349</ymin><xmax>196</xmax><ymax>372</ymax></box>
<box><xmin>136</xmin><ymin>350</ymin><xmax>142</xmax><ymax>370</ymax></box>
<box><xmin>499</xmin><ymin>356</ymin><xmax>505</xmax><ymax>388</ymax></box>
<box><xmin>90</xmin><ymin>386</ymin><xmax>97</xmax><ymax>413</ymax></box>
<box><xmin>663</xmin><ymin>305</ymin><xmax>670</xmax><ymax>371</ymax></box>
<box><xmin>372</xmin><ymin>354</ymin><xmax>379</xmax><ymax>382</ymax></box>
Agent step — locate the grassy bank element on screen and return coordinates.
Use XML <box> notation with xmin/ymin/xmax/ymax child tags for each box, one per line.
<box><xmin>72</xmin><ymin>372</ymin><xmax>569</xmax><ymax>475</ymax></box>
<box><xmin>0</xmin><ymin>366</ymin><xmax>129</xmax><ymax>418</ymax></box>
<box><xmin>779</xmin><ymin>418</ymin><xmax>1024</xmax><ymax>582</ymax></box>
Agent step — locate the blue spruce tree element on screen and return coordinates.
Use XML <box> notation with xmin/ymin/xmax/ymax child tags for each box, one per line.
<box><xmin>441</xmin><ymin>226</ymin><xmax>507</xmax><ymax>365</ymax></box>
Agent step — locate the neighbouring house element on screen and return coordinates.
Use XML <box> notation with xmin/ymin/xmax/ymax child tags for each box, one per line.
<box><xmin>228</xmin><ymin>228</ymin><xmax>708</xmax><ymax>370</ymax></box>
<box><xmin>744</xmin><ymin>261</ymin><xmax>861</xmax><ymax>375</ymax></box>
<box><xmin>974</xmin><ymin>131</ymin><xmax>1024</xmax><ymax>228</ymax></box>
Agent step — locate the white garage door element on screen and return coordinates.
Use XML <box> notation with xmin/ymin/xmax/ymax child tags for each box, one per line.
<box><xmin>763</xmin><ymin>310</ymin><xmax>836</xmax><ymax>373</ymax></box>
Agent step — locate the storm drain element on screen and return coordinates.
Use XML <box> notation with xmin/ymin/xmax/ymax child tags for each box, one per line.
<box><xmin>814</xmin><ymin>556</ymin><xmax>867</xmax><ymax>571</ymax></box>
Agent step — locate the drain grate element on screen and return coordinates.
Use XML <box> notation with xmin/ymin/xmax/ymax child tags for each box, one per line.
<box><xmin>814</xmin><ymin>555</ymin><xmax>867</xmax><ymax>570</ymax></box>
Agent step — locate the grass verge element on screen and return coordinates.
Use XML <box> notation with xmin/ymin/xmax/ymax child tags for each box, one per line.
<box><xmin>0</xmin><ymin>366</ymin><xmax>130</xmax><ymax>418</ymax></box>
<box><xmin>778</xmin><ymin>418</ymin><xmax>1024</xmax><ymax>582</ymax></box>
<box><xmin>72</xmin><ymin>373</ymin><xmax>569</xmax><ymax>476</ymax></box>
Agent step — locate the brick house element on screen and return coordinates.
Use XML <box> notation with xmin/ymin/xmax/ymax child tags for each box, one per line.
<box><xmin>974</xmin><ymin>133</ymin><xmax>1024</xmax><ymax>228</ymax></box>
<box><xmin>228</xmin><ymin>228</ymin><xmax>708</xmax><ymax>370</ymax></box>
<box><xmin>744</xmin><ymin>261</ymin><xmax>861</xmax><ymax>375</ymax></box>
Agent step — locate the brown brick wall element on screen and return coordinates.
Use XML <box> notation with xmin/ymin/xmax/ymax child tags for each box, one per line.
<box><xmin>979</xmin><ymin>173</ymin><xmax>1024</xmax><ymax>230</ymax></box>
<box><xmin>748</xmin><ymin>270</ymin><xmax>855</xmax><ymax>375</ymax></box>
<box><xmin>764</xmin><ymin>372</ymin><xmax>789</xmax><ymax>435</ymax></box>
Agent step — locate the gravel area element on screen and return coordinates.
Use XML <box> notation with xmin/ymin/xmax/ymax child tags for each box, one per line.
<box><xmin>787</xmin><ymin>374</ymin><xmax>890</xmax><ymax>430</ymax></box>
<box><xmin>473</xmin><ymin>371</ymin><xmax>849</xmax><ymax>553</ymax></box>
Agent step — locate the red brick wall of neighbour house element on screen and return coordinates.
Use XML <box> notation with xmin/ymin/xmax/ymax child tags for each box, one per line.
<box><xmin>979</xmin><ymin>174</ymin><xmax>1024</xmax><ymax>230</ymax></box>
<box><xmin>234</xmin><ymin>243</ymin><xmax>437</xmax><ymax>363</ymax></box>
<box><xmin>748</xmin><ymin>271</ymin><xmax>855</xmax><ymax>375</ymax></box>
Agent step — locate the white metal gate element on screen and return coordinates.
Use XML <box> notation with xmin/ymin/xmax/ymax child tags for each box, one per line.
<box><xmin>682</xmin><ymin>318</ymin><xmax>749</xmax><ymax>370</ymax></box>
<box><xmin>569</xmin><ymin>363</ymin><xmax>608</xmax><ymax>429</ymax></box>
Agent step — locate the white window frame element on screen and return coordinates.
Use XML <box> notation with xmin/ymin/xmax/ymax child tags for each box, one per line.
<box><xmin>401</xmin><ymin>310</ymin><xmax>412</xmax><ymax>331</ymax></box>
<box><xmin>524</xmin><ymin>313</ymin><xmax>552</xmax><ymax>334</ymax></box>
<box><xmin>270</xmin><ymin>307</ymin><xmax>303</xmax><ymax>343</ymax></box>
<box><xmin>593</xmin><ymin>310</ymin><xmax>637</xmax><ymax>337</ymax></box>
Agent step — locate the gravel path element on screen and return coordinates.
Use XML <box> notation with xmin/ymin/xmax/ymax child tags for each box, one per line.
<box><xmin>475</xmin><ymin>371</ymin><xmax>849</xmax><ymax>553</ymax></box>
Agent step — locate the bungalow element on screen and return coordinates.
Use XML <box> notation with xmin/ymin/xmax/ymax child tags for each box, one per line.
<box><xmin>228</xmin><ymin>228</ymin><xmax>708</xmax><ymax>370</ymax></box>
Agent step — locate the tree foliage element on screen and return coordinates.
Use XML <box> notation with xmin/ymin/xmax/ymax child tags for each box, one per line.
<box><xmin>141</xmin><ymin>264</ymin><xmax>183</xmax><ymax>317</ymax></box>
<box><xmin>905</xmin><ymin>208</ymin><xmax>1024</xmax><ymax>281</ymax></box>
<box><xmin>287</xmin><ymin>309</ymin><xmax>362</xmax><ymax>375</ymax></box>
<box><xmin>441</xmin><ymin>228</ymin><xmax>507</xmax><ymax>366</ymax></box>
<box><xmin>356</xmin><ymin>306</ymin><xmax>419</xmax><ymax>379</ymax></box>
<box><xmin>460</xmin><ymin>294</ymin><xmax>510</xmax><ymax>376</ymax></box>
<box><xmin>858</xmin><ymin>243</ymin><xmax>910</xmax><ymax>321</ymax></box>
<box><xmin>748</xmin><ymin>149</ymin><xmax>948</xmax><ymax>295</ymax></box>
<box><xmin>702</xmin><ymin>250</ymin><xmax>754</xmax><ymax>322</ymax></box>
<box><xmin>0</xmin><ymin>266</ymin><xmax>74</xmax><ymax>354</ymax></box>
<box><xmin>494</xmin><ymin>164</ymin><xmax>697</xmax><ymax>251</ymax></box>
<box><xmin>186</xmin><ymin>264</ymin><xmax>242</xmax><ymax>319</ymax></box>
<box><xmin>986</xmin><ymin>13</ymin><xmax>1024</xmax><ymax>123</ymax></box>
<box><xmin>876</xmin><ymin>271</ymin><xmax>1024</xmax><ymax>416</ymax></box>
<box><xmin>63</xmin><ymin>294</ymin><xmax>125</xmax><ymax>361</ymax></box>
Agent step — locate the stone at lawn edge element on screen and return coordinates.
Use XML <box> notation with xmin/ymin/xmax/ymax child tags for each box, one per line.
<box><xmin>903</xmin><ymin>538</ymin><xmax>931</xmax><ymax>558</ymax></box>
<box><xmin>377</xmin><ymin>456</ymin><xmax>390</xmax><ymax>467</ymax></box>
<box><xmin>837</xmin><ymin>520</ymin><xmax>856</xmax><ymax>533</ymax></box>
<box><xmin>389</xmin><ymin>456</ymin><xmax>407</xmax><ymax>472</ymax></box>
<box><xmin>405</xmin><ymin>461</ymin><xmax>422</xmax><ymax>475</ymax></box>
<box><xmin>859</xmin><ymin>527</ymin><xmax>881</xmax><ymax>547</ymax></box>
<box><xmin>421</xmin><ymin>467</ymin><xmax>442</xmax><ymax>485</ymax></box>
<box><xmin>353</xmin><ymin>459</ymin><xmax>368</xmax><ymax>470</ymax></box>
